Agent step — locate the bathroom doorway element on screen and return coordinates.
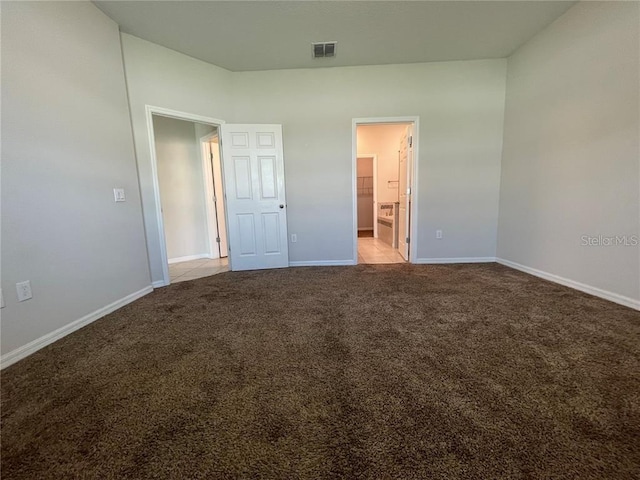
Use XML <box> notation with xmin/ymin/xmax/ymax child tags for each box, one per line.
<box><xmin>353</xmin><ymin>118</ymin><xmax>418</xmax><ymax>264</ymax></box>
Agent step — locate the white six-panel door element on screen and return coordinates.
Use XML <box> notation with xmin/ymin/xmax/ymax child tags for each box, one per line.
<box><xmin>220</xmin><ymin>125</ymin><xmax>289</xmax><ymax>271</ymax></box>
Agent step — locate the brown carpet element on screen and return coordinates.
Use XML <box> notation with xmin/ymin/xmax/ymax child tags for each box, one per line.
<box><xmin>2</xmin><ymin>264</ymin><xmax>639</xmax><ymax>479</ymax></box>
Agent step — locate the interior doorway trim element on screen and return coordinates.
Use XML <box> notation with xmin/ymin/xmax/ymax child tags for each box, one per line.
<box><xmin>356</xmin><ymin>153</ymin><xmax>378</xmax><ymax>238</ymax></box>
<box><xmin>199</xmin><ymin>131</ymin><xmax>221</xmax><ymax>260</ymax></box>
<box><xmin>145</xmin><ymin>105</ymin><xmax>225</xmax><ymax>287</ymax></box>
<box><xmin>352</xmin><ymin>116</ymin><xmax>420</xmax><ymax>264</ymax></box>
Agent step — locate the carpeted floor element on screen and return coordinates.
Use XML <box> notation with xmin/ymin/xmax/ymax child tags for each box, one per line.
<box><xmin>2</xmin><ymin>264</ymin><xmax>639</xmax><ymax>479</ymax></box>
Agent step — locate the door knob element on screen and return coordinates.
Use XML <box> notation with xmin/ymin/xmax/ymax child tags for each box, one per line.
<box><xmin>279</xmin><ymin>204</ymin><xmax>285</xmax><ymax>209</ymax></box>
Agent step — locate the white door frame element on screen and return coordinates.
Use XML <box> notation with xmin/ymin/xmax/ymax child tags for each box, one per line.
<box><xmin>200</xmin><ymin>131</ymin><xmax>221</xmax><ymax>260</ymax></box>
<box><xmin>145</xmin><ymin>105</ymin><xmax>226</xmax><ymax>286</ymax></box>
<box><xmin>352</xmin><ymin>117</ymin><xmax>420</xmax><ymax>264</ymax></box>
<box><xmin>356</xmin><ymin>154</ymin><xmax>378</xmax><ymax>238</ymax></box>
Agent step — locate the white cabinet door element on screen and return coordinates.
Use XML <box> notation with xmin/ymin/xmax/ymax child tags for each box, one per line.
<box><xmin>220</xmin><ymin>124</ymin><xmax>289</xmax><ymax>271</ymax></box>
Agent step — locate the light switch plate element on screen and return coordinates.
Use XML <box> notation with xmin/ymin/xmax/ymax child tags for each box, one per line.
<box><xmin>113</xmin><ymin>188</ymin><xmax>126</xmax><ymax>202</ymax></box>
<box><xmin>16</xmin><ymin>281</ymin><xmax>33</xmax><ymax>302</ymax></box>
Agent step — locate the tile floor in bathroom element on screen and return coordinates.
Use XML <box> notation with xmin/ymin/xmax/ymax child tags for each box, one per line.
<box><xmin>358</xmin><ymin>237</ymin><xmax>406</xmax><ymax>264</ymax></box>
<box><xmin>169</xmin><ymin>257</ymin><xmax>229</xmax><ymax>283</ymax></box>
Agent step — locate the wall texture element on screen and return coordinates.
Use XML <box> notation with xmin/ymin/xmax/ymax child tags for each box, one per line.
<box><xmin>153</xmin><ymin>116</ymin><xmax>209</xmax><ymax>260</ymax></box>
<box><xmin>1</xmin><ymin>2</ymin><xmax>151</xmax><ymax>358</ymax></box>
<box><xmin>497</xmin><ymin>1</ymin><xmax>640</xmax><ymax>304</ymax></box>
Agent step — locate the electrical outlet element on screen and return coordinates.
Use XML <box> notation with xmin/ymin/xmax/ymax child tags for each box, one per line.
<box><xmin>436</xmin><ymin>229</ymin><xmax>443</xmax><ymax>239</ymax></box>
<box><xmin>113</xmin><ymin>188</ymin><xmax>126</xmax><ymax>202</ymax></box>
<box><xmin>291</xmin><ymin>234</ymin><xmax>297</xmax><ymax>243</ymax></box>
<box><xmin>16</xmin><ymin>281</ymin><xmax>33</xmax><ymax>302</ymax></box>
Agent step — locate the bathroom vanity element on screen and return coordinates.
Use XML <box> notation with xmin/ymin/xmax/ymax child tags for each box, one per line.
<box><xmin>377</xmin><ymin>202</ymin><xmax>399</xmax><ymax>248</ymax></box>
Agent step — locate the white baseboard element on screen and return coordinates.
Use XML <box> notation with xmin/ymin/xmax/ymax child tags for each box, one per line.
<box><xmin>290</xmin><ymin>258</ymin><xmax>495</xmax><ymax>267</ymax></box>
<box><xmin>168</xmin><ymin>253</ymin><xmax>212</xmax><ymax>264</ymax></box>
<box><xmin>413</xmin><ymin>257</ymin><xmax>496</xmax><ymax>264</ymax></box>
<box><xmin>152</xmin><ymin>280</ymin><xmax>167</xmax><ymax>288</ymax></box>
<box><xmin>289</xmin><ymin>260</ymin><xmax>357</xmax><ymax>267</ymax></box>
<box><xmin>496</xmin><ymin>258</ymin><xmax>640</xmax><ymax>311</ymax></box>
<box><xmin>0</xmin><ymin>286</ymin><xmax>154</xmax><ymax>369</ymax></box>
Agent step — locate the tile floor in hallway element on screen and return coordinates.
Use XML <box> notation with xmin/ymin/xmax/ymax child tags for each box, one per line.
<box><xmin>358</xmin><ymin>237</ymin><xmax>406</xmax><ymax>264</ymax></box>
<box><xmin>169</xmin><ymin>257</ymin><xmax>229</xmax><ymax>283</ymax></box>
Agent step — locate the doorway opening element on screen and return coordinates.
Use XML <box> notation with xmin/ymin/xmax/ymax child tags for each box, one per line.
<box><xmin>147</xmin><ymin>107</ymin><xmax>290</xmax><ymax>284</ymax></box>
<box><xmin>149</xmin><ymin>112</ymin><xmax>229</xmax><ymax>284</ymax></box>
<box><xmin>353</xmin><ymin>118</ymin><xmax>418</xmax><ymax>264</ymax></box>
<box><xmin>356</xmin><ymin>154</ymin><xmax>376</xmax><ymax>239</ymax></box>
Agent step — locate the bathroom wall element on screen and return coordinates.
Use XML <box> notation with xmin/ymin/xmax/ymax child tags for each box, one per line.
<box><xmin>357</xmin><ymin>157</ymin><xmax>374</xmax><ymax>230</ymax></box>
<box><xmin>357</xmin><ymin>124</ymin><xmax>408</xmax><ymax>204</ymax></box>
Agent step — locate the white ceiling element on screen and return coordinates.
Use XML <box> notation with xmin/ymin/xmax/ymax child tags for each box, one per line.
<box><xmin>94</xmin><ymin>0</ymin><xmax>577</xmax><ymax>72</ymax></box>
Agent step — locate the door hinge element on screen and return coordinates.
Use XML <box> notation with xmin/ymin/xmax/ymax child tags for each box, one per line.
<box><xmin>406</xmin><ymin>237</ymin><xmax>410</xmax><ymax>244</ymax></box>
<box><xmin>216</xmin><ymin>237</ymin><xmax>221</xmax><ymax>243</ymax></box>
<box><xmin>212</xmin><ymin>196</ymin><xmax>217</xmax><ymax>203</ymax></box>
<box><xmin>408</xmin><ymin>135</ymin><xmax>413</xmax><ymax>148</ymax></box>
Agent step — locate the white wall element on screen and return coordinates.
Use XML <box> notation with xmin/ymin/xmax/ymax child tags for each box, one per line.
<box><xmin>357</xmin><ymin>124</ymin><xmax>408</xmax><ymax>204</ymax></box>
<box><xmin>1</xmin><ymin>2</ymin><xmax>151</xmax><ymax>359</ymax></box>
<box><xmin>120</xmin><ymin>33</ymin><xmax>234</xmax><ymax>284</ymax></box>
<box><xmin>498</xmin><ymin>1</ymin><xmax>640</xmax><ymax>305</ymax></box>
<box><xmin>153</xmin><ymin>116</ymin><xmax>209</xmax><ymax>261</ymax></box>
<box><xmin>119</xmin><ymin>34</ymin><xmax>507</xmax><ymax>271</ymax></box>
<box><xmin>357</xmin><ymin>158</ymin><xmax>374</xmax><ymax>178</ymax></box>
<box><xmin>232</xmin><ymin>60</ymin><xmax>507</xmax><ymax>263</ymax></box>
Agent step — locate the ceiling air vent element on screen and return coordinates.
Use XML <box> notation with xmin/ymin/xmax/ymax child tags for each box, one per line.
<box><xmin>312</xmin><ymin>42</ymin><xmax>337</xmax><ymax>59</ymax></box>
